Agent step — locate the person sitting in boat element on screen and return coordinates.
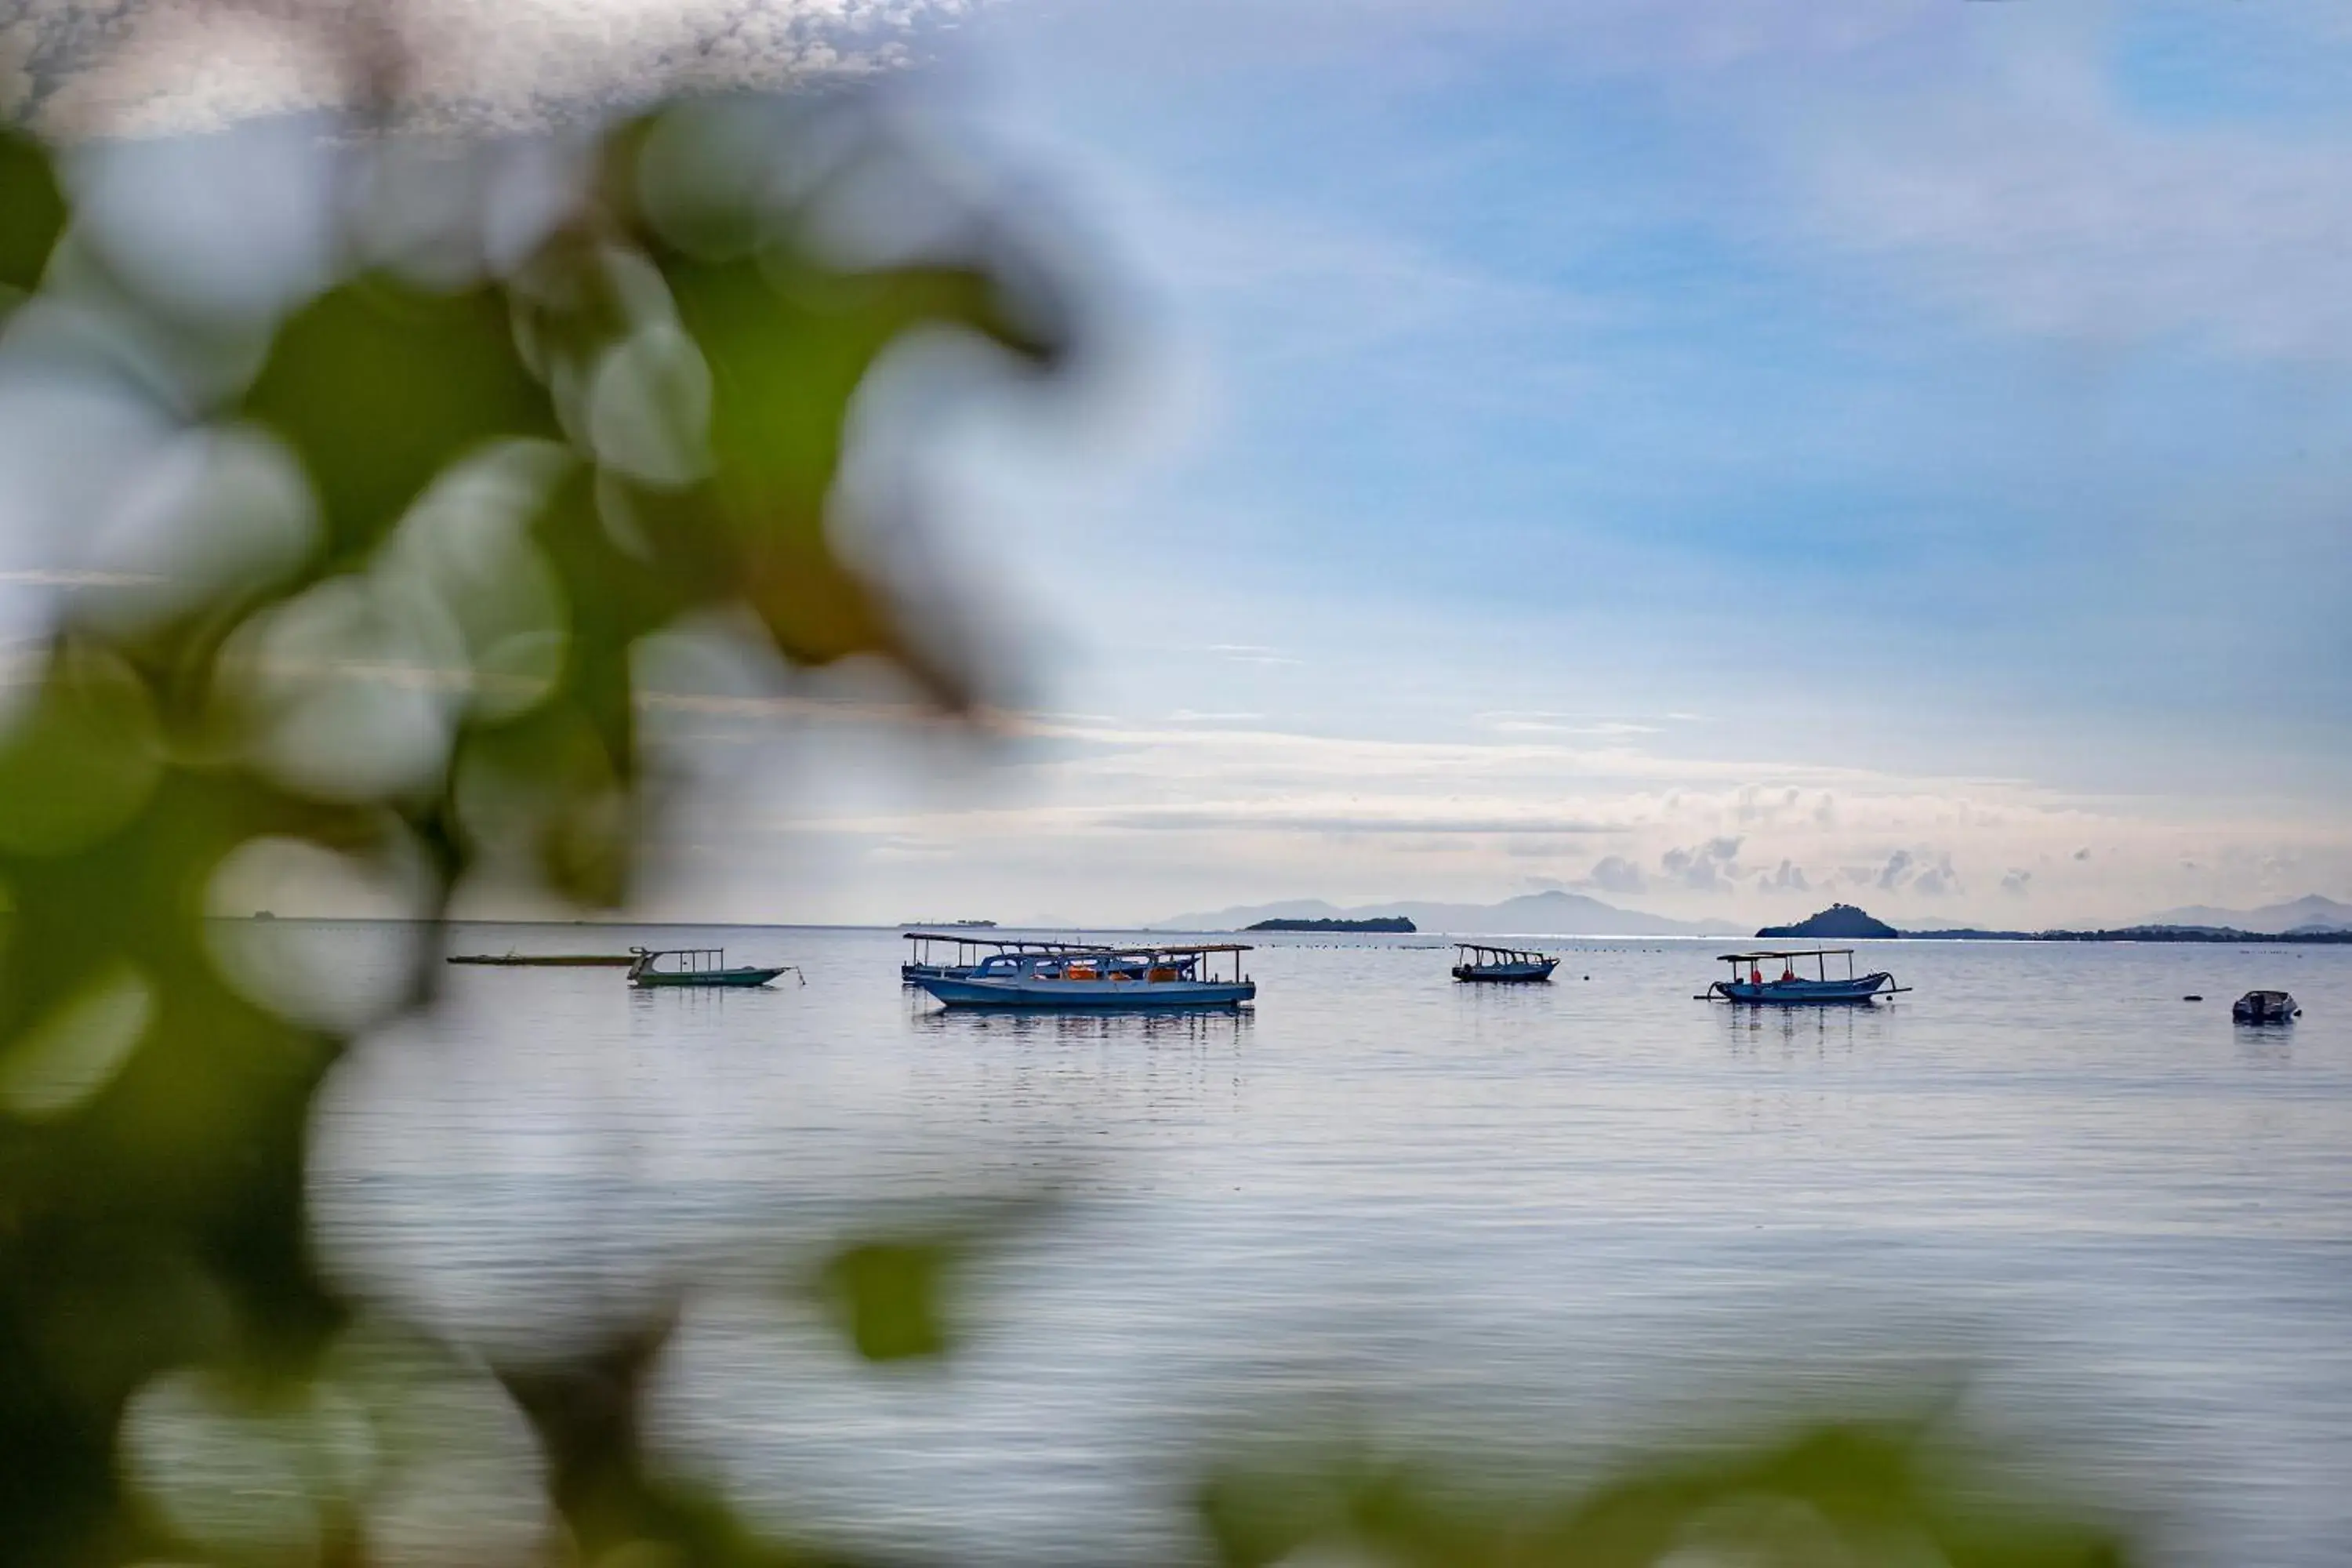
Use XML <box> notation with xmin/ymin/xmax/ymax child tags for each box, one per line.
<box><xmin>1780</xmin><ymin>963</ymin><xmax>1796</xmax><ymax>983</ymax></box>
<box><xmin>1750</xmin><ymin>965</ymin><xmax>1764</xmax><ymax>986</ymax></box>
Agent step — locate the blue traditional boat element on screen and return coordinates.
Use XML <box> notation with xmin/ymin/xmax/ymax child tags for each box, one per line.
<box><xmin>1699</xmin><ymin>948</ymin><xmax>1906</xmax><ymax>1005</ymax></box>
<box><xmin>900</xmin><ymin>931</ymin><xmax>1098</xmax><ymax>984</ymax></box>
<box><xmin>914</xmin><ymin>943</ymin><xmax>1256</xmax><ymax>1011</ymax></box>
<box><xmin>627</xmin><ymin>947</ymin><xmax>795</xmax><ymax>989</ymax></box>
<box><xmin>1450</xmin><ymin>942</ymin><xmax>1559</xmax><ymax>982</ymax></box>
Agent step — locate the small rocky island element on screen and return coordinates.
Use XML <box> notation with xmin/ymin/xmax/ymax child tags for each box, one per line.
<box><xmin>1756</xmin><ymin>902</ymin><xmax>1899</xmax><ymax>940</ymax></box>
<box><xmin>1246</xmin><ymin>916</ymin><xmax>1416</xmax><ymax>933</ymax></box>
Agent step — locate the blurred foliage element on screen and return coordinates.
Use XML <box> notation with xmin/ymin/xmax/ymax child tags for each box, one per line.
<box><xmin>1200</xmin><ymin>1419</ymin><xmax>2125</xmax><ymax>1568</ymax></box>
<box><xmin>818</xmin><ymin>1237</ymin><xmax>963</xmax><ymax>1364</ymax></box>
<box><xmin>0</xmin><ymin>94</ymin><xmax>1062</xmax><ymax>1567</ymax></box>
<box><xmin>0</xmin><ymin>70</ymin><xmax>2136</xmax><ymax>1568</ymax></box>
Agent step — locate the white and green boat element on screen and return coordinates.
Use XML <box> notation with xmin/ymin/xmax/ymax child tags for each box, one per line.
<box><xmin>626</xmin><ymin>947</ymin><xmax>793</xmax><ymax>989</ymax></box>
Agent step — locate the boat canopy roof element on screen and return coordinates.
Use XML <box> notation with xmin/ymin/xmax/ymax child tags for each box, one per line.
<box><xmin>903</xmin><ymin>935</ymin><xmax>1250</xmax><ymax>953</ymax></box>
<box><xmin>988</xmin><ymin>942</ymin><xmax>1250</xmax><ymax>957</ymax></box>
<box><xmin>1717</xmin><ymin>949</ymin><xmax>1856</xmax><ymax>963</ymax></box>
<box><xmin>1457</xmin><ymin>942</ymin><xmax>1552</xmax><ymax>960</ymax></box>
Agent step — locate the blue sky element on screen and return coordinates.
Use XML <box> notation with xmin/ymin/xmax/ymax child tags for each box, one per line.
<box><xmin>735</xmin><ymin>0</ymin><xmax>2350</xmax><ymax>927</ymax></box>
<box><xmin>7</xmin><ymin>0</ymin><xmax>2349</xmax><ymax>927</ymax></box>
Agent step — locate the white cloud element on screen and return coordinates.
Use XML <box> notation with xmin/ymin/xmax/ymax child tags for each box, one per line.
<box><xmin>1661</xmin><ymin>835</ymin><xmax>1742</xmax><ymax>892</ymax></box>
<box><xmin>1480</xmin><ymin>713</ymin><xmax>1665</xmax><ymax>738</ymax></box>
<box><xmin>1910</xmin><ymin>855</ymin><xmax>1960</xmax><ymax>898</ymax></box>
<box><xmin>1044</xmin><ymin>0</ymin><xmax>2352</xmax><ymax>363</ymax></box>
<box><xmin>1096</xmin><ymin>806</ymin><xmax>1611</xmax><ymax>837</ymax></box>
<box><xmin>1581</xmin><ymin>854</ymin><xmax>1646</xmax><ymax>895</ymax></box>
<box><xmin>1792</xmin><ymin>83</ymin><xmax>2352</xmax><ymax>361</ymax></box>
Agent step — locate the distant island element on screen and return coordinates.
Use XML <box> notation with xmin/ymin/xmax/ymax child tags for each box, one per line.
<box><xmin>1757</xmin><ymin>903</ymin><xmax>1899</xmax><ymax>940</ymax></box>
<box><xmin>1247</xmin><ymin>916</ymin><xmax>1416</xmax><ymax>933</ymax></box>
<box><xmin>1160</xmin><ymin>891</ymin><xmax>1739</xmax><ymax>937</ymax></box>
<box><xmin>1907</xmin><ymin>924</ymin><xmax>2352</xmax><ymax>944</ymax></box>
<box><xmin>1751</xmin><ymin>901</ymin><xmax>2352</xmax><ymax>945</ymax></box>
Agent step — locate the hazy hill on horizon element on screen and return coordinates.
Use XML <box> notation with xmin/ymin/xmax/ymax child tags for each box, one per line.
<box><xmin>2142</xmin><ymin>894</ymin><xmax>2352</xmax><ymax>934</ymax></box>
<box><xmin>1152</xmin><ymin>891</ymin><xmax>1741</xmax><ymax>937</ymax></box>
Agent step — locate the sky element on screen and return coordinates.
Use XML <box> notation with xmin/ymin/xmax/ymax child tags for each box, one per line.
<box><xmin>8</xmin><ymin>0</ymin><xmax>2352</xmax><ymax>927</ymax></box>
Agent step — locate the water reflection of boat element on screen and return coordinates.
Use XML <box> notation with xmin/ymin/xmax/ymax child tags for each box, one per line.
<box><xmin>916</xmin><ymin>1005</ymin><xmax>1253</xmax><ymax>1044</ymax></box>
<box><xmin>1698</xmin><ymin>948</ymin><xmax>1906</xmax><ymax>1005</ymax></box>
<box><xmin>901</xmin><ymin>931</ymin><xmax>1098</xmax><ymax>984</ymax></box>
<box><xmin>1450</xmin><ymin>943</ymin><xmax>1559</xmax><ymax>982</ymax></box>
<box><xmin>626</xmin><ymin>947</ymin><xmax>794</xmax><ymax>988</ymax></box>
<box><xmin>913</xmin><ymin>943</ymin><xmax>1255</xmax><ymax>1011</ymax></box>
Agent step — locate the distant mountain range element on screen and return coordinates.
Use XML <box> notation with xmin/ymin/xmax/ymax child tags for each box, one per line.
<box><xmin>1152</xmin><ymin>891</ymin><xmax>1741</xmax><ymax>937</ymax></box>
<box><xmin>2141</xmin><ymin>895</ymin><xmax>2352</xmax><ymax>935</ymax></box>
<box><xmin>1146</xmin><ymin>891</ymin><xmax>2350</xmax><ymax>941</ymax></box>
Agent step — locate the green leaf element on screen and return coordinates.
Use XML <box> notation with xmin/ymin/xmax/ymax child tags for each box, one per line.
<box><xmin>0</xmin><ymin>644</ymin><xmax>165</xmax><ymax>858</ymax></box>
<box><xmin>244</xmin><ymin>278</ymin><xmax>558</xmax><ymax>566</ymax></box>
<box><xmin>0</xmin><ymin>959</ymin><xmax>153</xmax><ymax>1119</ymax></box>
<box><xmin>818</xmin><ymin>1240</ymin><xmax>959</xmax><ymax>1363</ymax></box>
<box><xmin>0</xmin><ymin>128</ymin><xmax>66</xmax><ymax>296</ymax></box>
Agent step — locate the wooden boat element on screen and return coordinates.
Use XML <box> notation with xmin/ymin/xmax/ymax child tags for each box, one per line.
<box><xmin>900</xmin><ymin>932</ymin><xmax>1098</xmax><ymax>984</ymax></box>
<box><xmin>913</xmin><ymin>943</ymin><xmax>1255</xmax><ymax>1011</ymax></box>
<box><xmin>626</xmin><ymin>947</ymin><xmax>794</xmax><ymax>989</ymax></box>
<box><xmin>1450</xmin><ymin>943</ymin><xmax>1558</xmax><ymax>982</ymax></box>
<box><xmin>2232</xmin><ymin>989</ymin><xmax>2299</xmax><ymax>1023</ymax></box>
<box><xmin>1699</xmin><ymin>949</ymin><xmax>1906</xmax><ymax>1006</ymax></box>
<box><xmin>448</xmin><ymin>952</ymin><xmax>638</xmax><ymax>967</ymax></box>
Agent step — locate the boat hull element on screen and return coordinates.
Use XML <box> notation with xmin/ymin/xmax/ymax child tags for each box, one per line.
<box><xmin>1452</xmin><ymin>960</ymin><xmax>1557</xmax><ymax>982</ymax></box>
<box><xmin>631</xmin><ymin>967</ymin><xmax>788</xmax><ymax>989</ymax></box>
<box><xmin>1711</xmin><ymin>974</ymin><xmax>1896</xmax><ymax>1005</ymax></box>
<box><xmin>916</xmin><ymin>975</ymin><xmax>1255</xmax><ymax>1010</ymax></box>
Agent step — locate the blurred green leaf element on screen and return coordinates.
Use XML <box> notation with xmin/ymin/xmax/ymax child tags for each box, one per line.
<box><xmin>245</xmin><ymin>278</ymin><xmax>558</xmax><ymax>566</ymax></box>
<box><xmin>0</xmin><ymin>958</ymin><xmax>154</xmax><ymax>1118</ymax></box>
<box><xmin>818</xmin><ymin>1239</ymin><xmax>960</xmax><ymax>1363</ymax></box>
<box><xmin>1198</xmin><ymin>1418</ymin><xmax>2131</xmax><ymax>1568</ymax></box>
<box><xmin>0</xmin><ymin>127</ymin><xmax>66</xmax><ymax>298</ymax></box>
<box><xmin>0</xmin><ymin>643</ymin><xmax>165</xmax><ymax>858</ymax></box>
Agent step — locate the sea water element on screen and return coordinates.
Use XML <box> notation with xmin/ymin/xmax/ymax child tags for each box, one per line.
<box><xmin>283</xmin><ymin>924</ymin><xmax>2350</xmax><ymax>1564</ymax></box>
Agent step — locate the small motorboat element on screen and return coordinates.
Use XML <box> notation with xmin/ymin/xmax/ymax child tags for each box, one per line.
<box><xmin>1700</xmin><ymin>949</ymin><xmax>1906</xmax><ymax>1006</ymax></box>
<box><xmin>914</xmin><ymin>944</ymin><xmax>1255</xmax><ymax>1011</ymax></box>
<box><xmin>626</xmin><ymin>947</ymin><xmax>795</xmax><ymax>989</ymax></box>
<box><xmin>1450</xmin><ymin>943</ymin><xmax>1559</xmax><ymax>982</ymax></box>
<box><xmin>2232</xmin><ymin>989</ymin><xmax>2299</xmax><ymax>1023</ymax></box>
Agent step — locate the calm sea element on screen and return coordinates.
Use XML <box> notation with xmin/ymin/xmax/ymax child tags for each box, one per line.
<box><xmin>263</xmin><ymin>922</ymin><xmax>2350</xmax><ymax>1564</ymax></box>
